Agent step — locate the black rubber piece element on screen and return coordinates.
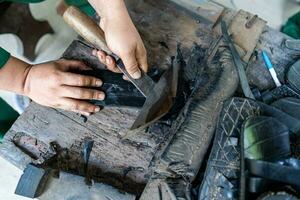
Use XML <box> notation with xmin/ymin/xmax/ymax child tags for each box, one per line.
<box><xmin>261</xmin><ymin>85</ymin><xmax>300</xmax><ymax>104</ymax></box>
<box><xmin>247</xmin><ymin>177</ymin><xmax>272</xmax><ymax>194</ymax></box>
<box><xmin>198</xmin><ymin>98</ymin><xmax>300</xmax><ymax>200</ymax></box>
<box><xmin>258</xmin><ymin>191</ymin><xmax>299</xmax><ymax>200</ymax></box>
<box><xmin>272</xmin><ymin>97</ymin><xmax>300</xmax><ymax>121</ymax></box>
<box><xmin>246</xmin><ymin>159</ymin><xmax>300</xmax><ymax>187</ymax></box>
<box><xmin>243</xmin><ymin>116</ymin><xmax>300</xmax><ymax>193</ymax></box>
<box><xmin>287</xmin><ymin>60</ymin><xmax>300</xmax><ymax>94</ymax></box>
<box><xmin>258</xmin><ymin>102</ymin><xmax>300</xmax><ymax>136</ymax></box>
<box><xmin>243</xmin><ymin>116</ymin><xmax>290</xmax><ymax>161</ymax></box>
<box><xmin>15</xmin><ymin>164</ymin><xmax>51</xmax><ymax>198</ymax></box>
<box><xmin>79</xmin><ymin>69</ymin><xmax>146</xmax><ymax>108</ymax></box>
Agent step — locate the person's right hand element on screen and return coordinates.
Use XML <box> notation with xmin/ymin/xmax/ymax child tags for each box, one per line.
<box><xmin>88</xmin><ymin>0</ymin><xmax>148</xmax><ymax>79</ymax></box>
<box><xmin>23</xmin><ymin>59</ymin><xmax>105</xmax><ymax>116</ymax></box>
<box><xmin>94</xmin><ymin>15</ymin><xmax>148</xmax><ymax>79</ymax></box>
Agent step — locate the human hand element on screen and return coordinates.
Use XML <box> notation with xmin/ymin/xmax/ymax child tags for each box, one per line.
<box><xmin>23</xmin><ymin>59</ymin><xmax>105</xmax><ymax>116</ymax></box>
<box><xmin>92</xmin><ymin>6</ymin><xmax>148</xmax><ymax>79</ymax></box>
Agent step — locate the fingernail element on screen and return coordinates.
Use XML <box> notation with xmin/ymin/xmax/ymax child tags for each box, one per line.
<box><xmin>98</xmin><ymin>93</ymin><xmax>105</xmax><ymax>100</ymax></box>
<box><xmin>132</xmin><ymin>70</ymin><xmax>141</xmax><ymax>79</ymax></box>
<box><xmin>92</xmin><ymin>50</ymin><xmax>97</xmax><ymax>56</ymax></box>
<box><xmin>96</xmin><ymin>80</ymin><xmax>102</xmax><ymax>86</ymax></box>
<box><xmin>123</xmin><ymin>75</ymin><xmax>129</xmax><ymax>81</ymax></box>
<box><xmin>100</xmin><ymin>55</ymin><xmax>105</xmax><ymax>61</ymax></box>
<box><xmin>106</xmin><ymin>57</ymin><xmax>111</xmax><ymax>65</ymax></box>
<box><xmin>95</xmin><ymin>107</ymin><xmax>100</xmax><ymax>112</ymax></box>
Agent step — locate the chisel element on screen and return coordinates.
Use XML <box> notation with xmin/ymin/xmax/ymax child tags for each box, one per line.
<box><xmin>61</xmin><ymin>6</ymin><xmax>177</xmax><ymax>132</ymax></box>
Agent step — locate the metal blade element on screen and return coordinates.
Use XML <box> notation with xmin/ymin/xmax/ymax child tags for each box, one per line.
<box><xmin>75</xmin><ymin>40</ymin><xmax>156</xmax><ymax>98</ymax></box>
<box><xmin>122</xmin><ymin>64</ymin><xmax>178</xmax><ymax>138</ymax></box>
<box><xmin>115</xmin><ymin>57</ymin><xmax>156</xmax><ymax>97</ymax></box>
<box><xmin>221</xmin><ymin>21</ymin><xmax>255</xmax><ymax>99</ymax></box>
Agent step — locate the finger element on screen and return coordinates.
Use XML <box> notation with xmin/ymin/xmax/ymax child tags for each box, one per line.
<box><xmin>59</xmin><ymin>59</ymin><xmax>92</xmax><ymax>71</ymax></box>
<box><xmin>61</xmin><ymin>73</ymin><xmax>103</xmax><ymax>87</ymax></box>
<box><xmin>72</xmin><ymin>109</ymin><xmax>91</xmax><ymax>116</ymax></box>
<box><xmin>61</xmin><ymin>86</ymin><xmax>105</xmax><ymax>100</ymax></box>
<box><xmin>136</xmin><ymin>45</ymin><xmax>148</xmax><ymax>73</ymax></box>
<box><xmin>122</xmin><ymin>75</ymin><xmax>130</xmax><ymax>81</ymax></box>
<box><xmin>122</xmin><ymin>51</ymin><xmax>141</xmax><ymax>79</ymax></box>
<box><xmin>62</xmin><ymin>98</ymin><xmax>101</xmax><ymax>113</ymax></box>
<box><xmin>92</xmin><ymin>49</ymin><xmax>97</xmax><ymax>56</ymax></box>
<box><xmin>106</xmin><ymin>56</ymin><xmax>121</xmax><ymax>73</ymax></box>
<box><xmin>96</xmin><ymin>51</ymin><xmax>107</xmax><ymax>65</ymax></box>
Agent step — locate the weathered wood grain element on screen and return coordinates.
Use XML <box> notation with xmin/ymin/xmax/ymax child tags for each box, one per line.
<box><xmin>0</xmin><ymin>0</ymin><xmax>216</xmax><ymax>196</ymax></box>
<box><xmin>168</xmin><ymin>0</ymin><xmax>224</xmax><ymax>26</ymax></box>
<box><xmin>0</xmin><ymin>0</ymin><xmax>295</xmax><ymax>199</ymax></box>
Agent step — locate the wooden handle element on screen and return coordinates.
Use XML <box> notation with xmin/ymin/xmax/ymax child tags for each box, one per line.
<box><xmin>63</xmin><ymin>6</ymin><xmax>112</xmax><ymax>54</ymax></box>
<box><xmin>62</xmin><ymin>6</ymin><xmax>156</xmax><ymax>98</ymax></box>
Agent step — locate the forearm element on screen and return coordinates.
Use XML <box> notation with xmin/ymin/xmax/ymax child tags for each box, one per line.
<box><xmin>88</xmin><ymin>0</ymin><xmax>131</xmax><ymax>20</ymax></box>
<box><xmin>0</xmin><ymin>57</ymin><xmax>31</xmax><ymax>95</ymax></box>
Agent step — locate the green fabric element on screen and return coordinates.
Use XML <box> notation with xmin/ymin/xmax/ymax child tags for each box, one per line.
<box><xmin>282</xmin><ymin>11</ymin><xmax>300</xmax><ymax>39</ymax></box>
<box><xmin>64</xmin><ymin>0</ymin><xmax>95</xmax><ymax>16</ymax></box>
<box><xmin>0</xmin><ymin>0</ymin><xmax>95</xmax><ymax>16</ymax></box>
<box><xmin>0</xmin><ymin>98</ymin><xmax>19</xmax><ymax>143</ymax></box>
<box><xmin>0</xmin><ymin>47</ymin><xmax>10</xmax><ymax>69</ymax></box>
<box><xmin>0</xmin><ymin>0</ymin><xmax>43</xmax><ymax>3</ymax></box>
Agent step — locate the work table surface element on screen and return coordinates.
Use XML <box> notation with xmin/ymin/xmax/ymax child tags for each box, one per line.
<box><xmin>0</xmin><ymin>0</ymin><xmax>299</xmax><ymax>198</ymax></box>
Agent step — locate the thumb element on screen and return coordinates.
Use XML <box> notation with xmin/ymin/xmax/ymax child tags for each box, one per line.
<box><xmin>136</xmin><ymin>45</ymin><xmax>148</xmax><ymax>73</ymax></box>
<box><xmin>122</xmin><ymin>51</ymin><xmax>141</xmax><ymax>79</ymax></box>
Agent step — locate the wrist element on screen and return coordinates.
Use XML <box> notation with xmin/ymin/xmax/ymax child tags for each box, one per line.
<box><xmin>22</xmin><ymin>64</ymin><xmax>33</xmax><ymax>97</ymax></box>
<box><xmin>0</xmin><ymin>57</ymin><xmax>32</xmax><ymax>96</ymax></box>
<box><xmin>89</xmin><ymin>0</ymin><xmax>131</xmax><ymax>22</ymax></box>
<box><xmin>90</xmin><ymin>0</ymin><xmax>125</xmax><ymax>15</ymax></box>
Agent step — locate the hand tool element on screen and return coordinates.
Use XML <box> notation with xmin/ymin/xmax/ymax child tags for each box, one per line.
<box><xmin>82</xmin><ymin>137</ymin><xmax>94</xmax><ymax>185</ymax></box>
<box><xmin>61</xmin><ymin>6</ymin><xmax>176</xmax><ymax>132</ymax></box>
<box><xmin>221</xmin><ymin>21</ymin><xmax>255</xmax><ymax>99</ymax></box>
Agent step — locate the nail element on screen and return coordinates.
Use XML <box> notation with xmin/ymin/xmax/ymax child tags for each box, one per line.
<box><xmin>100</xmin><ymin>55</ymin><xmax>105</xmax><ymax>61</ymax></box>
<box><xmin>94</xmin><ymin>107</ymin><xmax>100</xmax><ymax>112</ymax></box>
<box><xmin>123</xmin><ymin>75</ymin><xmax>130</xmax><ymax>81</ymax></box>
<box><xmin>98</xmin><ymin>93</ymin><xmax>105</xmax><ymax>100</ymax></box>
<box><xmin>92</xmin><ymin>50</ymin><xmax>97</xmax><ymax>56</ymax></box>
<box><xmin>106</xmin><ymin>57</ymin><xmax>111</xmax><ymax>65</ymax></box>
<box><xmin>96</xmin><ymin>80</ymin><xmax>102</xmax><ymax>86</ymax></box>
<box><xmin>132</xmin><ymin>70</ymin><xmax>141</xmax><ymax>79</ymax></box>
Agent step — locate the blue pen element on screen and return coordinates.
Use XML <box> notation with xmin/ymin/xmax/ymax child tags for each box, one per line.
<box><xmin>262</xmin><ymin>51</ymin><xmax>281</xmax><ymax>87</ymax></box>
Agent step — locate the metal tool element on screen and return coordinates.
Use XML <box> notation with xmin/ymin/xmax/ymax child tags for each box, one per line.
<box><xmin>221</xmin><ymin>21</ymin><xmax>255</xmax><ymax>99</ymax></box>
<box><xmin>62</xmin><ymin>6</ymin><xmax>176</xmax><ymax>131</ymax></box>
<box><xmin>82</xmin><ymin>137</ymin><xmax>94</xmax><ymax>184</ymax></box>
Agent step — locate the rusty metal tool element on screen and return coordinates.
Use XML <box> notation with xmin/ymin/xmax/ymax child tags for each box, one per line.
<box><xmin>221</xmin><ymin>21</ymin><xmax>255</xmax><ymax>99</ymax></box>
<box><xmin>62</xmin><ymin>6</ymin><xmax>176</xmax><ymax>131</ymax></box>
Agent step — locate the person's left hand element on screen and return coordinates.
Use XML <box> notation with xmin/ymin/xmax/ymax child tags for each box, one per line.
<box><xmin>23</xmin><ymin>59</ymin><xmax>104</xmax><ymax>116</ymax></box>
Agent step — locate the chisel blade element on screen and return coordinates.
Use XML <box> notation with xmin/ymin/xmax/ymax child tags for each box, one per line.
<box><xmin>123</xmin><ymin>64</ymin><xmax>177</xmax><ymax>138</ymax></box>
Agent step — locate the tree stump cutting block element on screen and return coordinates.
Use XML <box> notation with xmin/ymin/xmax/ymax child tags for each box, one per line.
<box><xmin>0</xmin><ymin>0</ymin><xmax>217</xmax><ymax>196</ymax></box>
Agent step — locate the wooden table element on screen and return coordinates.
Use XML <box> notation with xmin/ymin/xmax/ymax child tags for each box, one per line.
<box><xmin>1</xmin><ymin>0</ymin><xmax>299</xmax><ymax>199</ymax></box>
